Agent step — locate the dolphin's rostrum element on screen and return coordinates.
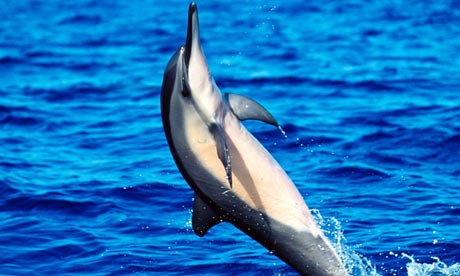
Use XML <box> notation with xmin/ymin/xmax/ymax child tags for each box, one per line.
<box><xmin>161</xmin><ymin>2</ymin><xmax>349</xmax><ymax>275</ymax></box>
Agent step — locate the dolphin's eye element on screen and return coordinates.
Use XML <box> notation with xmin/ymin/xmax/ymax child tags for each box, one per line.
<box><xmin>182</xmin><ymin>88</ymin><xmax>190</xmax><ymax>97</ymax></box>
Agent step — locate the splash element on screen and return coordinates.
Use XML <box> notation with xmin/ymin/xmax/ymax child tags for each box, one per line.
<box><xmin>311</xmin><ymin>209</ymin><xmax>381</xmax><ymax>276</ymax></box>
<box><xmin>402</xmin><ymin>253</ymin><xmax>460</xmax><ymax>276</ymax></box>
<box><xmin>310</xmin><ymin>209</ymin><xmax>460</xmax><ymax>276</ymax></box>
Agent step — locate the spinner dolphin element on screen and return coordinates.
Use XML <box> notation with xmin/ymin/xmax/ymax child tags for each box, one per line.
<box><xmin>160</xmin><ymin>3</ymin><xmax>349</xmax><ymax>275</ymax></box>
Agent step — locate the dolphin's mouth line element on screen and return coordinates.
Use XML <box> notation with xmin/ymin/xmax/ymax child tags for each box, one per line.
<box><xmin>184</xmin><ymin>46</ymin><xmax>191</xmax><ymax>70</ymax></box>
<box><xmin>179</xmin><ymin>46</ymin><xmax>192</xmax><ymax>97</ymax></box>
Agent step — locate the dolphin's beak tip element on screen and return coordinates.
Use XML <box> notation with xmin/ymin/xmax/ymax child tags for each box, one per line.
<box><xmin>185</xmin><ymin>2</ymin><xmax>199</xmax><ymax>65</ymax></box>
<box><xmin>189</xmin><ymin>2</ymin><xmax>197</xmax><ymax>15</ymax></box>
<box><xmin>187</xmin><ymin>2</ymin><xmax>199</xmax><ymax>34</ymax></box>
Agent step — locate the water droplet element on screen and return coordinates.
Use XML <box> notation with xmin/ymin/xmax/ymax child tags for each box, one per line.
<box><xmin>278</xmin><ymin>125</ymin><xmax>287</xmax><ymax>138</ymax></box>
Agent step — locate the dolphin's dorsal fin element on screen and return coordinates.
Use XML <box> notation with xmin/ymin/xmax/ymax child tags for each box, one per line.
<box><xmin>225</xmin><ymin>93</ymin><xmax>279</xmax><ymax>127</ymax></box>
<box><xmin>209</xmin><ymin>123</ymin><xmax>232</xmax><ymax>187</ymax></box>
<box><xmin>192</xmin><ymin>193</ymin><xmax>226</xmax><ymax>237</ymax></box>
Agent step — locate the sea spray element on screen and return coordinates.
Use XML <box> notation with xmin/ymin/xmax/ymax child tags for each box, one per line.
<box><xmin>403</xmin><ymin>253</ymin><xmax>460</xmax><ymax>276</ymax></box>
<box><xmin>311</xmin><ymin>209</ymin><xmax>381</xmax><ymax>276</ymax></box>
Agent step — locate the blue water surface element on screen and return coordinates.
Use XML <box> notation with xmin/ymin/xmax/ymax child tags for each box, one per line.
<box><xmin>1</xmin><ymin>0</ymin><xmax>459</xmax><ymax>275</ymax></box>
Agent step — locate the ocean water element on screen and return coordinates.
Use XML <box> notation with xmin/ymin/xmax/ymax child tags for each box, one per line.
<box><xmin>1</xmin><ymin>0</ymin><xmax>459</xmax><ymax>275</ymax></box>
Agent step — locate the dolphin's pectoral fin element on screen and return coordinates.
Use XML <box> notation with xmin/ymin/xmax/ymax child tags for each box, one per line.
<box><xmin>225</xmin><ymin>93</ymin><xmax>279</xmax><ymax>127</ymax></box>
<box><xmin>192</xmin><ymin>193</ymin><xmax>227</xmax><ymax>237</ymax></box>
<box><xmin>209</xmin><ymin>123</ymin><xmax>232</xmax><ymax>187</ymax></box>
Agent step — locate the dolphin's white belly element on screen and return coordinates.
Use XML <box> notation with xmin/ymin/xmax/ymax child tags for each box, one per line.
<box><xmin>225</xmin><ymin>114</ymin><xmax>320</xmax><ymax>233</ymax></box>
<box><xmin>183</xmin><ymin>108</ymin><xmax>321</xmax><ymax>234</ymax></box>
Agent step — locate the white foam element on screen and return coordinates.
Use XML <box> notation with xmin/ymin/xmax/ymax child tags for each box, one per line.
<box><xmin>403</xmin><ymin>253</ymin><xmax>460</xmax><ymax>276</ymax></box>
<box><xmin>310</xmin><ymin>209</ymin><xmax>460</xmax><ymax>276</ymax></box>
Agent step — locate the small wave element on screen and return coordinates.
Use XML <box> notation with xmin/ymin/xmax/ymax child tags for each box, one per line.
<box><xmin>319</xmin><ymin>165</ymin><xmax>389</xmax><ymax>181</ymax></box>
<box><xmin>0</xmin><ymin>56</ymin><xmax>24</xmax><ymax>65</ymax></box>
<box><xmin>444</xmin><ymin>135</ymin><xmax>460</xmax><ymax>144</ymax></box>
<box><xmin>217</xmin><ymin>76</ymin><xmax>308</xmax><ymax>87</ymax></box>
<box><xmin>0</xmin><ymin>105</ymin><xmax>57</xmax><ymax>130</ymax></box>
<box><xmin>216</xmin><ymin>76</ymin><xmax>402</xmax><ymax>94</ymax></box>
<box><xmin>30</xmin><ymin>58</ymin><xmax>117</xmax><ymax>71</ymax></box>
<box><xmin>58</xmin><ymin>14</ymin><xmax>102</xmax><ymax>25</ymax></box>
<box><xmin>0</xmin><ymin>193</ymin><xmax>116</xmax><ymax>218</ymax></box>
<box><xmin>313</xmin><ymin>79</ymin><xmax>401</xmax><ymax>92</ymax></box>
<box><xmin>343</xmin><ymin>117</ymin><xmax>397</xmax><ymax>128</ymax></box>
<box><xmin>351</xmin><ymin>80</ymin><xmax>401</xmax><ymax>92</ymax></box>
<box><xmin>381</xmin><ymin>105</ymin><xmax>445</xmax><ymax>118</ymax></box>
<box><xmin>23</xmin><ymin>82</ymin><xmax>121</xmax><ymax>103</ymax></box>
<box><xmin>0</xmin><ymin>114</ymin><xmax>43</xmax><ymax>127</ymax></box>
<box><xmin>362</xmin><ymin>29</ymin><xmax>384</xmax><ymax>37</ymax></box>
<box><xmin>365</xmin><ymin>151</ymin><xmax>417</xmax><ymax>168</ymax></box>
<box><xmin>0</xmin><ymin>179</ymin><xmax>22</xmax><ymax>200</ymax></box>
<box><xmin>25</xmin><ymin>50</ymin><xmax>58</xmax><ymax>58</ymax></box>
<box><xmin>359</xmin><ymin>131</ymin><xmax>396</xmax><ymax>142</ymax></box>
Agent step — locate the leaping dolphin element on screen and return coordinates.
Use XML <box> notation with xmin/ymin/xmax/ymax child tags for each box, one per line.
<box><xmin>161</xmin><ymin>3</ymin><xmax>349</xmax><ymax>275</ymax></box>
